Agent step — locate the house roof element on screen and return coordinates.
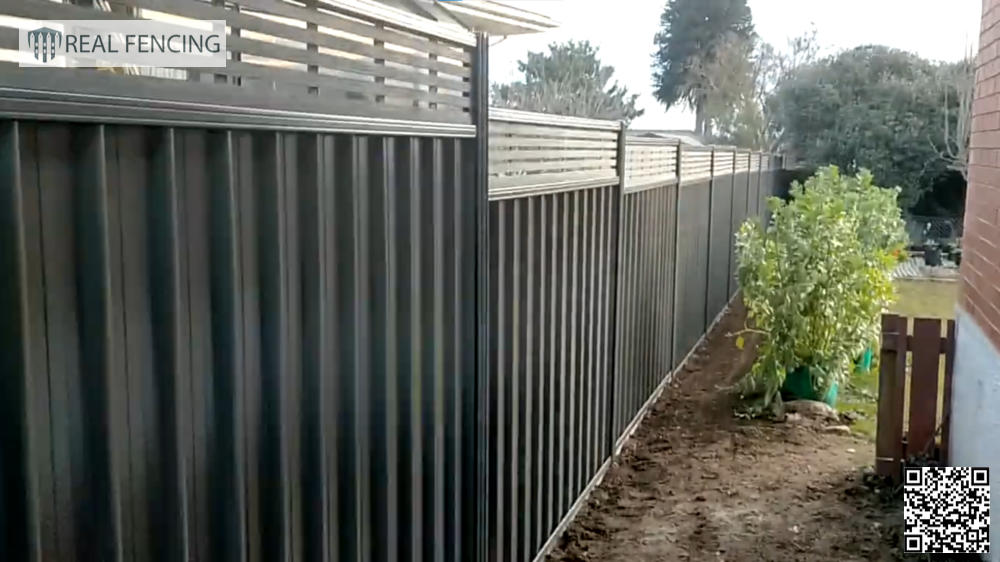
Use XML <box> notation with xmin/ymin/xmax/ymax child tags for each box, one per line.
<box><xmin>434</xmin><ymin>0</ymin><xmax>558</xmax><ymax>35</ymax></box>
<box><xmin>382</xmin><ymin>0</ymin><xmax>559</xmax><ymax>36</ymax></box>
<box><xmin>630</xmin><ymin>130</ymin><xmax>707</xmax><ymax>147</ymax></box>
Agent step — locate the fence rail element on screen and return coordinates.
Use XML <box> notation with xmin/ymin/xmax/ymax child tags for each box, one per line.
<box><xmin>876</xmin><ymin>314</ymin><xmax>956</xmax><ymax>484</ymax></box>
<box><xmin>0</xmin><ymin>13</ymin><xmax>788</xmax><ymax>562</ymax></box>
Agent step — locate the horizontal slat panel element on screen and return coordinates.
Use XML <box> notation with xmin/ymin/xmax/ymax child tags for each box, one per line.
<box><xmin>491</xmin><ymin>170</ymin><xmax>618</xmax><ymax>190</ymax></box>
<box><xmin>0</xmin><ymin>0</ymin><xmax>474</xmax><ymax>125</ymax></box>
<box><xmin>750</xmin><ymin>154</ymin><xmax>762</xmax><ymax>172</ymax></box>
<box><xmin>111</xmin><ymin>0</ymin><xmax>470</xmax><ymax>85</ymax></box>
<box><xmin>734</xmin><ymin>153</ymin><xmax>751</xmax><ymax>173</ymax></box>
<box><xmin>221</xmin><ymin>38</ymin><xmax>470</xmax><ymax>107</ymax></box>
<box><xmin>713</xmin><ymin>150</ymin><xmax>735</xmax><ymax>176</ymax></box>
<box><xmin>489</xmin><ymin>113</ymin><xmax>619</xmax><ymax>196</ymax></box>
<box><xmin>490</xmin><ymin>124</ymin><xmax>618</xmax><ymax>141</ymax></box>
<box><xmin>680</xmin><ymin>149</ymin><xmax>713</xmax><ymax>182</ymax></box>
<box><xmin>490</xmin><ymin>108</ymin><xmax>621</xmax><ymax>130</ymax></box>
<box><xmin>490</xmin><ymin>138</ymin><xmax>617</xmax><ymax>150</ymax></box>
<box><xmin>624</xmin><ymin>141</ymin><xmax>676</xmax><ymax>191</ymax></box>
<box><xmin>490</xmin><ymin>149</ymin><xmax>613</xmax><ymax>163</ymax></box>
<box><xmin>491</xmin><ymin>158</ymin><xmax>616</xmax><ymax>175</ymax></box>
<box><xmin>231</xmin><ymin>0</ymin><xmax>472</xmax><ymax>58</ymax></box>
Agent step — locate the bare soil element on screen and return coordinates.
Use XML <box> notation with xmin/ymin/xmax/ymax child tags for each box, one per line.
<box><xmin>547</xmin><ymin>301</ymin><xmax>901</xmax><ymax>562</ymax></box>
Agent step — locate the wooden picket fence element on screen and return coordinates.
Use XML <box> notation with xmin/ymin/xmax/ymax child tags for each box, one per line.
<box><xmin>875</xmin><ymin>314</ymin><xmax>956</xmax><ymax>483</ymax></box>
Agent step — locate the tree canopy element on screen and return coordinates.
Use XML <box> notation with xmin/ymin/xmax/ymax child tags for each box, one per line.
<box><xmin>770</xmin><ymin>45</ymin><xmax>967</xmax><ymax>212</ymax></box>
<box><xmin>651</xmin><ymin>0</ymin><xmax>754</xmax><ymax>135</ymax></box>
<box><xmin>492</xmin><ymin>40</ymin><xmax>643</xmax><ymax>124</ymax></box>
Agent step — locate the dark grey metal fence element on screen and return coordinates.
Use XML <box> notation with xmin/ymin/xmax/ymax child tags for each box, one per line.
<box><xmin>0</xmin><ymin>3</ymin><xmax>483</xmax><ymax>561</ymax></box>
<box><xmin>614</xmin><ymin>179</ymin><xmax>678</xmax><ymax>446</ymax></box>
<box><xmin>0</xmin><ymin>4</ymin><xmax>787</xmax><ymax>561</ymax></box>
<box><xmin>485</xmin><ymin>114</ymin><xmax>785</xmax><ymax>562</ymax></box>
<box><xmin>673</xmin><ymin>177</ymin><xmax>712</xmax><ymax>363</ymax></box>
<box><xmin>0</xmin><ymin>121</ymin><xmax>479</xmax><ymax>562</ymax></box>
<box><xmin>707</xmin><ymin>152</ymin><xmax>735</xmax><ymax>331</ymax></box>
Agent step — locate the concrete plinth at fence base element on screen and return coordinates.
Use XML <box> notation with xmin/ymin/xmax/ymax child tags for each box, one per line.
<box><xmin>949</xmin><ymin>310</ymin><xmax>1000</xmax><ymax>562</ymax></box>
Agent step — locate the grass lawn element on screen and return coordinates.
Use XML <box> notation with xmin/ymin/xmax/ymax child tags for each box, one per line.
<box><xmin>838</xmin><ymin>279</ymin><xmax>958</xmax><ymax>440</ymax></box>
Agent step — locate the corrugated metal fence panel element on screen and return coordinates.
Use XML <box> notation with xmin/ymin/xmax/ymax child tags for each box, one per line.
<box><xmin>488</xmin><ymin>184</ymin><xmax>617</xmax><ymax>562</ymax></box>
<box><xmin>0</xmin><ymin>120</ymin><xmax>477</xmax><ymax>562</ymax></box>
<box><xmin>749</xmin><ymin>156</ymin><xmax>762</xmax><ymax>222</ymax></box>
<box><xmin>707</xmin><ymin>173</ymin><xmax>734</xmax><ymax>323</ymax></box>
<box><xmin>760</xmin><ymin>162</ymin><xmax>773</xmax><ymax>226</ymax></box>
<box><xmin>672</xmin><ymin>180</ymin><xmax>711</xmax><ymax>366</ymax></box>
<box><xmin>614</xmin><ymin>182</ymin><xmax>677</xmax><ymax>442</ymax></box>
<box><xmin>729</xmin><ymin>171</ymin><xmax>750</xmax><ymax>298</ymax></box>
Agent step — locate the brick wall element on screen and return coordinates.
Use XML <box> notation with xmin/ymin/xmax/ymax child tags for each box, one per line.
<box><xmin>964</xmin><ymin>0</ymin><xmax>1000</xmax><ymax>350</ymax></box>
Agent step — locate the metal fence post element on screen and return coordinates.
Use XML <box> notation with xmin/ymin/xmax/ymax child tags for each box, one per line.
<box><xmin>607</xmin><ymin>122</ymin><xmax>627</xmax><ymax>459</ymax></box>
<box><xmin>704</xmin><ymin>148</ymin><xmax>715</xmax><ymax>331</ymax></box>
<box><xmin>670</xmin><ymin>143</ymin><xmax>683</xmax><ymax>369</ymax></box>
<box><xmin>472</xmin><ymin>31</ymin><xmax>490</xmax><ymax>562</ymax></box>
<box><xmin>727</xmin><ymin>151</ymin><xmax>737</xmax><ymax>292</ymax></box>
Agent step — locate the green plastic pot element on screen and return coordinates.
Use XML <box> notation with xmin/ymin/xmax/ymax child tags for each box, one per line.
<box><xmin>855</xmin><ymin>347</ymin><xmax>874</xmax><ymax>374</ymax></box>
<box><xmin>781</xmin><ymin>366</ymin><xmax>839</xmax><ymax>406</ymax></box>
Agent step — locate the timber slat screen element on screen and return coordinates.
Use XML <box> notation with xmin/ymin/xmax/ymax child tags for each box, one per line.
<box><xmin>0</xmin><ymin>4</ymin><xmax>789</xmax><ymax>558</ymax></box>
<box><xmin>488</xmin><ymin>108</ymin><xmax>620</xmax><ymax>199</ymax></box>
<box><xmin>876</xmin><ymin>315</ymin><xmax>957</xmax><ymax>484</ymax></box>
<box><xmin>0</xmin><ymin>0</ymin><xmax>475</xmax><ymax>128</ymax></box>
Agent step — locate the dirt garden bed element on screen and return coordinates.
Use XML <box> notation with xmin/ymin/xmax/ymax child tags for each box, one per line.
<box><xmin>547</xmin><ymin>300</ymin><xmax>906</xmax><ymax>562</ymax></box>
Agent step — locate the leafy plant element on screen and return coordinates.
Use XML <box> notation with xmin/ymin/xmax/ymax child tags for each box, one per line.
<box><xmin>735</xmin><ymin>166</ymin><xmax>907</xmax><ymax>406</ymax></box>
<box><xmin>492</xmin><ymin>40</ymin><xmax>643</xmax><ymax>124</ymax></box>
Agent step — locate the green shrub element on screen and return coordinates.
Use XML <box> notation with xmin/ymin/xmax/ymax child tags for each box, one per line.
<box><xmin>735</xmin><ymin>166</ymin><xmax>907</xmax><ymax>406</ymax></box>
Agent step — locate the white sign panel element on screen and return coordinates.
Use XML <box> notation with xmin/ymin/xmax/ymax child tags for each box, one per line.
<box><xmin>19</xmin><ymin>19</ymin><xmax>227</xmax><ymax>68</ymax></box>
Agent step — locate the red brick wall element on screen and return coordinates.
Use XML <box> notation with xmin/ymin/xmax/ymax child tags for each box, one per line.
<box><xmin>963</xmin><ymin>0</ymin><xmax>1000</xmax><ymax>349</ymax></box>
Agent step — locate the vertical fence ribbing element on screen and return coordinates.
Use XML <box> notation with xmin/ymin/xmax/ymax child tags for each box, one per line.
<box><xmin>1</xmin><ymin>36</ymin><xmax>796</xmax><ymax>562</ymax></box>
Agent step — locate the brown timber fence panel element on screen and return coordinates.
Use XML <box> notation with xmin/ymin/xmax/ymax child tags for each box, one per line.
<box><xmin>876</xmin><ymin>315</ymin><xmax>957</xmax><ymax>484</ymax></box>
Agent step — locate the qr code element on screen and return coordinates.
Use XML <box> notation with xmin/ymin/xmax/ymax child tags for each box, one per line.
<box><xmin>904</xmin><ymin>467</ymin><xmax>990</xmax><ymax>554</ymax></box>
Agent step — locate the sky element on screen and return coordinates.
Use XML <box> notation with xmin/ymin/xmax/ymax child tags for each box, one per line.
<box><xmin>489</xmin><ymin>0</ymin><xmax>982</xmax><ymax>130</ymax></box>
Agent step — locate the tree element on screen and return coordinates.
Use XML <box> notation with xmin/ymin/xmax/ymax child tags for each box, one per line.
<box><xmin>492</xmin><ymin>40</ymin><xmax>643</xmax><ymax>124</ymax></box>
<box><xmin>708</xmin><ymin>28</ymin><xmax>819</xmax><ymax>149</ymax></box>
<box><xmin>935</xmin><ymin>54</ymin><xmax>973</xmax><ymax>181</ymax></box>
<box><xmin>770</xmin><ymin>45</ymin><xmax>960</xmax><ymax>211</ymax></box>
<box><xmin>651</xmin><ymin>0</ymin><xmax>754</xmax><ymax>135</ymax></box>
<box><xmin>688</xmin><ymin>32</ymin><xmax>756</xmax><ymax>138</ymax></box>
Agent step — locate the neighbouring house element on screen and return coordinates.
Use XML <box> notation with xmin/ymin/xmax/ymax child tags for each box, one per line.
<box><xmin>950</xmin><ymin>1</ymin><xmax>1000</xmax><ymax>559</ymax></box>
<box><xmin>631</xmin><ymin>129</ymin><xmax>708</xmax><ymax>147</ymax></box>
<box><xmin>386</xmin><ymin>0</ymin><xmax>558</xmax><ymax>35</ymax></box>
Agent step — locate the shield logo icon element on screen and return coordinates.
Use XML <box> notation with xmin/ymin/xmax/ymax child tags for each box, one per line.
<box><xmin>27</xmin><ymin>27</ymin><xmax>62</xmax><ymax>63</ymax></box>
